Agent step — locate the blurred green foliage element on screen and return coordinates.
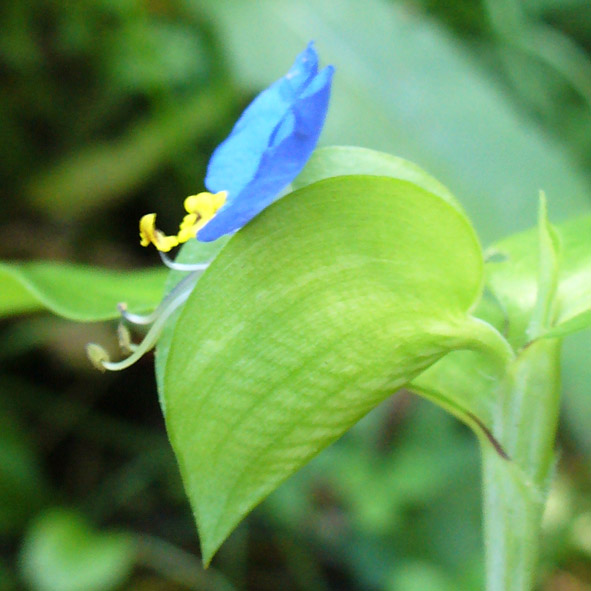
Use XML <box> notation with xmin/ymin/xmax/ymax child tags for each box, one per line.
<box><xmin>19</xmin><ymin>508</ymin><xmax>135</xmax><ymax>591</ymax></box>
<box><xmin>2</xmin><ymin>0</ymin><xmax>591</xmax><ymax>589</ymax></box>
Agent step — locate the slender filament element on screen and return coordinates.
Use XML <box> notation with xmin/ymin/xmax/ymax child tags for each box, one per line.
<box><xmin>159</xmin><ymin>251</ymin><xmax>211</xmax><ymax>272</ymax></box>
<box><xmin>87</xmin><ymin>271</ymin><xmax>200</xmax><ymax>371</ymax></box>
<box><xmin>118</xmin><ymin>272</ymin><xmax>200</xmax><ymax>325</ymax></box>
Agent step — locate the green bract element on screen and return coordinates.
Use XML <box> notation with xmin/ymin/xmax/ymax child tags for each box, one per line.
<box><xmin>160</xmin><ymin>170</ymin><xmax>502</xmax><ymax>563</ymax></box>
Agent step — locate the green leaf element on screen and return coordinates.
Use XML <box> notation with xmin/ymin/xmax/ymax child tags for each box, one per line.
<box><xmin>19</xmin><ymin>508</ymin><xmax>135</xmax><ymax>591</ymax></box>
<box><xmin>417</xmin><ymin>210</ymin><xmax>589</xmax><ymax>439</ymax></box>
<box><xmin>409</xmin><ymin>296</ymin><xmax>510</xmax><ymax>446</ymax></box>
<box><xmin>410</xmin><ymin>350</ymin><xmax>497</xmax><ymax>427</ymax></box>
<box><xmin>163</xmin><ymin>175</ymin><xmax>500</xmax><ymax>563</ymax></box>
<box><xmin>526</xmin><ymin>192</ymin><xmax>561</xmax><ymax>340</ymax></box>
<box><xmin>407</xmin><ymin>292</ymin><xmax>504</xmax><ymax>444</ymax></box>
<box><xmin>486</xmin><ymin>214</ymin><xmax>591</xmax><ymax>346</ymax></box>
<box><xmin>0</xmin><ymin>262</ymin><xmax>166</xmax><ymax>321</ymax></box>
<box><xmin>295</xmin><ymin>146</ymin><xmax>463</xmax><ymax>212</ymax></box>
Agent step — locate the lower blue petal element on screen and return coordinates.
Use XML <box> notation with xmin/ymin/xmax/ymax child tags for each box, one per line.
<box><xmin>205</xmin><ymin>43</ymin><xmax>319</xmax><ymax>198</ymax></box>
<box><xmin>198</xmin><ymin>65</ymin><xmax>334</xmax><ymax>242</ymax></box>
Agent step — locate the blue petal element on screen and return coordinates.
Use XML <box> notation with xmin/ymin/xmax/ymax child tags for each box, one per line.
<box><xmin>198</xmin><ymin>64</ymin><xmax>334</xmax><ymax>242</ymax></box>
<box><xmin>205</xmin><ymin>43</ymin><xmax>320</xmax><ymax>198</ymax></box>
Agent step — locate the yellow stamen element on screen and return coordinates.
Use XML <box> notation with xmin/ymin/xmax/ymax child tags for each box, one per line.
<box><xmin>138</xmin><ymin>191</ymin><xmax>227</xmax><ymax>252</ymax></box>
<box><xmin>177</xmin><ymin>213</ymin><xmax>199</xmax><ymax>243</ymax></box>
<box><xmin>177</xmin><ymin>191</ymin><xmax>228</xmax><ymax>243</ymax></box>
<box><xmin>139</xmin><ymin>213</ymin><xmax>180</xmax><ymax>252</ymax></box>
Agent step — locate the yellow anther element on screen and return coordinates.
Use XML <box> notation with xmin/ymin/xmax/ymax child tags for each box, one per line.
<box><xmin>176</xmin><ymin>191</ymin><xmax>228</xmax><ymax>243</ymax></box>
<box><xmin>138</xmin><ymin>191</ymin><xmax>227</xmax><ymax>251</ymax></box>
<box><xmin>184</xmin><ymin>191</ymin><xmax>227</xmax><ymax>216</ymax></box>
<box><xmin>139</xmin><ymin>213</ymin><xmax>180</xmax><ymax>252</ymax></box>
<box><xmin>177</xmin><ymin>213</ymin><xmax>199</xmax><ymax>243</ymax></box>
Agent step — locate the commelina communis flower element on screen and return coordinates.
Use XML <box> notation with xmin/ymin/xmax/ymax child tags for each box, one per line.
<box><xmin>139</xmin><ymin>42</ymin><xmax>334</xmax><ymax>250</ymax></box>
<box><xmin>88</xmin><ymin>43</ymin><xmax>334</xmax><ymax>371</ymax></box>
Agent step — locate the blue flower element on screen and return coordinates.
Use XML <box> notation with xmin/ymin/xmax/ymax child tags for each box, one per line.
<box><xmin>90</xmin><ymin>44</ymin><xmax>334</xmax><ymax>372</ymax></box>
<box><xmin>139</xmin><ymin>42</ymin><xmax>334</xmax><ymax>250</ymax></box>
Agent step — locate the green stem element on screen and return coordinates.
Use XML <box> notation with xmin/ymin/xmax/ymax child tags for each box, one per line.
<box><xmin>482</xmin><ymin>338</ymin><xmax>561</xmax><ymax>591</ymax></box>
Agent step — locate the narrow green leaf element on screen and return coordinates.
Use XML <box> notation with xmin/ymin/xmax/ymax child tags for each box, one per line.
<box><xmin>0</xmin><ymin>262</ymin><xmax>166</xmax><ymax>321</ymax></box>
<box><xmin>164</xmin><ymin>175</ymin><xmax>493</xmax><ymax>563</ymax></box>
<box><xmin>486</xmin><ymin>214</ymin><xmax>591</xmax><ymax>345</ymax></box>
<box><xmin>527</xmin><ymin>192</ymin><xmax>561</xmax><ymax>340</ymax></box>
<box><xmin>544</xmin><ymin>310</ymin><xmax>591</xmax><ymax>338</ymax></box>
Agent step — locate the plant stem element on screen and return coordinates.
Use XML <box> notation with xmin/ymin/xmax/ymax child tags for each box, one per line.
<box><xmin>482</xmin><ymin>338</ymin><xmax>561</xmax><ymax>591</ymax></box>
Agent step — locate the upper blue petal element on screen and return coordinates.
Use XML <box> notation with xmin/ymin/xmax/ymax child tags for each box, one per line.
<box><xmin>205</xmin><ymin>42</ymin><xmax>320</xmax><ymax>198</ymax></box>
<box><xmin>198</xmin><ymin>64</ymin><xmax>334</xmax><ymax>242</ymax></box>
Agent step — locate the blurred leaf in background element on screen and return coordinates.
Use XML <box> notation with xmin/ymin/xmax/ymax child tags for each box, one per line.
<box><xmin>2</xmin><ymin>0</ymin><xmax>591</xmax><ymax>590</ymax></box>
<box><xmin>0</xmin><ymin>404</ymin><xmax>48</xmax><ymax>536</ymax></box>
<box><xmin>19</xmin><ymin>508</ymin><xmax>135</xmax><ymax>591</ymax></box>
